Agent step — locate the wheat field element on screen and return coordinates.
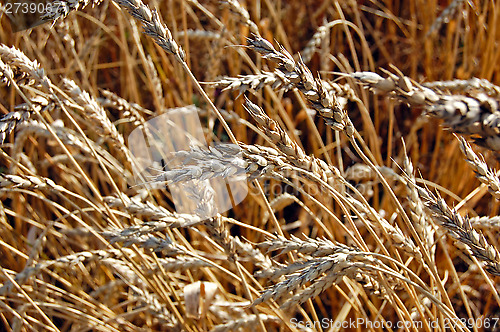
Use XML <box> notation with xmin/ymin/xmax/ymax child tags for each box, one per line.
<box><xmin>1</xmin><ymin>0</ymin><xmax>500</xmax><ymax>331</ymax></box>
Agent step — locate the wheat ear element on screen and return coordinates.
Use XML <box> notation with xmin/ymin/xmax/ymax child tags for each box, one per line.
<box><xmin>414</xmin><ymin>185</ymin><xmax>500</xmax><ymax>276</ymax></box>
<box><xmin>352</xmin><ymin>70</ymin><xmax>500</xmax><ymax>152</ymax></box>
<box><xmin>247</xmin><ymin>35</ymin><xmax>354</xmax><ymax>136</ymax></box>
<box><xmin>424</xmin><ymin>77</ymin><xmax>500</xmax><ymax>98</ymax></box>
<box><xmin>458</xmin><ymin>136</ymin><xmax>500</xmax><ymax>199</ymax></box>
<box><xmin>427</xmin><ymin>0</ymin><xmax>468</xmax><ymax>36</ymax></box>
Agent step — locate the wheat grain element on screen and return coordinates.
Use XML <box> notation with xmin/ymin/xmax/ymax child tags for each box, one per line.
<box><xmin>0</xmin><ymin>96</ymin><xmax>54</xmax><ymax>144</ymax></box>
<box><xmin>469</xmin><ymin>216</ymin><xmax>500</xmax><ymax>229</ymax></box>
<box><xmin>403</xmin><ymin>143</ymin><xmax>435</xmax><ymax>252</ymax></box>
<box><xmin>0</xmin><ymin>44</ymin><xmax>50</xmax><ymax>89</ymax></box>
<box><xmin>99</xmin><ymin>89</ymin><xmax>152</xmax><ymax>117</ymax></box>
<box><xmin>145</xmin><ymin>55</ymin><xmax>165</xmax><ymax>109</ymax></box>
<box><xmin>247</xmin><ymin>35</ymin><xmax>354</xmax><ymax>136</ymax></box>
<box><xmin>104</xmin><ymin>232</ymin><xmax>189</xmax><ymax>256</ymax></box>
<box><xmin>233</xmin><ymin>237</ymin><xmax>272</xmax><ymax>270</ymax></box>
<box><xmin>244</xmin><ymin>97</ymin><xmax>339</xmax><ymax>184</ymax></box>
<box><xmin>0</xmin><ymin>173</ymin><xmax>65</xmax><ymax>191</ymax></box>
<box><xmin>101</xmin><ymin>257</ymin><xmax>140</xmax><ymax>283</ymax></box>
<box><xmin>154</xmin><ymin>256</ymin><xmax>213</xmax><ymax>272</ymax></box>
<box><xmin>204</xmin><ymin>214</ymin><xmax>234</xmax><ymax>256</ymax></box>
<box><xmin>152</xmin><ymin>144</ymin><xmax>248</xmax><ymax>185</ymax></box>
<box><xmin>0</xmin><ymin>58</ymin><xmax>13</xmax><ymax>87</ymax></box>
<box><xmin>210</xmin><ymin>71</ymin><xmax>357</xmax><ymax>108</ymax></box>
<box><xmin>300</xmin><ymin>21</ymin><xmax>337</xmax><ymax>63</ymax></box>
<box><xmin>352</xmin><ymin>70</ymin><xmax>500</xmax><ymax>152</ymax></box>
<box><xmin>347</xmin><ymin>196</ymin><xmax>423</xmax><ymax>260</ymax></box>
<box><xmin>415</xmin><ymin>185</ymin><xmax>500</xmax><ymax>276</ymax></box>
<box><xmin>251</xmin><ymin>250</ymin><xmax>389</xmax><ymax>309</ymax></box>
<box><xmin>423</xmin><ymin>77</ymin><xmax>500</xmax><ymax>98</ymax></box>
<box><xmin>278</xmin><ymin>264</ymin><xmax>351</xmax><ymax>310</ymax></box>
<box><xmin>427</xmin><ymin>93</ymin><xmax>500</xmax><ymax>152</ymax></box>
<box><xmin>128</xmin><ymin>285</ymin><xmax>179</xmax><ymax>328</ymax></box>
<box><xmin>113</xmin><ymin>0</ymin><xmax>185</xmax><ymax>62</ymax></box>
<box><xmin>211</xmin><ymin>314</ymin><xmax>279</xmax><ymax>332</ymax></box>
<box><xmin>458</xmin><ymin>136</ymin><xmax>500</xmax><ymax>199</ymax></box>
<box><xmin>153</xmin><ymin>142</ymin><xmax>290</xmax><ymax>182</ymax></box>
<box><xmin>101</xmin><ymin>217</ymin><xmax>202</xmax><ymax>240</ymax></box>
<box><xmin>64</xmin><ymin>80</ymin><xmax>126</xmax><ymax>148</ymax></box>
<box><xmin>208</xmin><ymin>71</ymin><xmax>292</xmax><ymax>94</ymax></box>
<box><xmin>104</xmin><ymin>195</ymin><xmax>202</xmax><ymax>225</ymax></box>
<box><xmin>254</xmin><ymin>259</ymin><xmax>306</xmax><ymax>280</ymax></box>
<box><xmin>350</xmin><ymin>70</ymin><xmax>439</xmax><ymax>104</ymax></box>
<box><xmin>222</xmin><ymin>0</ymin><xmax>259</xmax><ymax>35</ymax></box>
<box><xmin>252</xmin><ymin>253</ymin><xmax>350</xmax><ymax>306</ymax></box>
<box><xmin>427</xmin><ymin>0</ymin><xmax>468</xmax><ymax>36</ymax></box>
<box><xmin>258</xmin><ymin>234</ymin><xmax>342</xmax><ymax>257</ymax></box>
<box><xmin>0</xmin><ymin>46</ymin><xmax>53</xmax><ymax>143</ymax></box>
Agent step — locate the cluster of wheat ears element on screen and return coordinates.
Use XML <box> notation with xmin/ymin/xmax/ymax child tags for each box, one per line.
<box><xmin>1</xmin><ymin>0</ymin><xmax>500</xmax><ymax>331</ymax></box>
